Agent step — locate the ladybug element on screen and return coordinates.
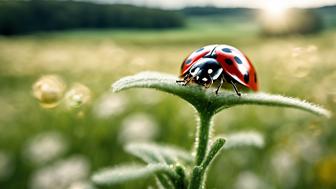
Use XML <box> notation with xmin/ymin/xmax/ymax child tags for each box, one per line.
<box><xmin>177</xmin><ymin>44</ymin><xmax>258</xmax><ymax>96</ymax></box>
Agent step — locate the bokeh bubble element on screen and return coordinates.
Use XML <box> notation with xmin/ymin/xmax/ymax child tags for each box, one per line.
<box><xmin>32</xmin><ymin>75</ymin><xmax>66</xmax><ymax>108</ymax></box>
<box><xmin>64</xmin><ymin>83</ymin><xmax>91</xmax><ymax>109</ymax></box>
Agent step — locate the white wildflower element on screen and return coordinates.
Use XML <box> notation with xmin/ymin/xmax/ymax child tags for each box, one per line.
<box><xmin>24</xmin><ymin>131</ymin><xmax>67</xmax><ymax>165</ymax></box>
<box><xmin>31</xmin><ymin>155</ymin><xmax>90</xmax><ymax>189</ymax></box>
<box><xmin>68</xmin><ymin>181</ymin><xmax>94</xmax><ymax>189</ymax></box>
<box><xmin>234</xmin><ymin>171</ymin><xmax>268</xmax><ymax>189</ymax></box>
<box><xmin>134</xmin><ymin>90</ymin><xmax>161</xmax><ymax>105</ymax></box>
<box><xmin>93</xmin><ymin>93</ymin><xmax>127</xmax><ymax>119</ymax></box>
<box><xmin>270</xmin><ymin>149</ymin><xmax>298</xmax><ymax>187</ymax></box>
<box><xmin>118</xmin><ymin>113</ymin><xmax>159</xmax><ymax>144</ymax></box>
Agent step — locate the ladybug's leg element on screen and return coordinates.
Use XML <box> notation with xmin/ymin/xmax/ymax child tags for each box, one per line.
<box><xmin>183</xmin><ymin>74</ymin><xmax>194</xmax><ymax>86</ymax></box>
<box><xmin>183</xmin><ymin>78</ymin><xmax>192</xmax><ymax>86</ymax></box>
<box><xmin>176</xmin><ymin>74</ymin><xmax>193</xmax><ymax>86</ymax></box>
<box><xmin>215</xmin><ymin>74</ymin><xmax>224</xmax><ymax>95</ymax></box>
<box><xmin>204</xmin><ymin>79</ymin><xmax>213</xmax><ymax>89</ymax></box>
<box><xmin>176</xmin><ymin>75</ymin><xmax>187</xmax><ymax>83</ymax></box>
<box><xmin>176</xmin><ymin>74</ymin><xmax>189</xmax><ymax>84</ymax></box>
<box><xmin>223</xmin><ymin>74</ymin><xmax>241</xmax><ymax>96</ymax></box>
<box><xmin>229</xmin><ymin>80</ymin><xmax>241</xmax><ymax>96</ymax></box>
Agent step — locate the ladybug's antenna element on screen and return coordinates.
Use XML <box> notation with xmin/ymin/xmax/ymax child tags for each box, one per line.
<box><xmin>204</xmin><ymin>46</ymin><xmax>218</xmax><ymax>59</ymax></box>
<box><xmin>209</xmin><ymin>46</ymin><xmax>217</xmax><ymax>56</ymax></box>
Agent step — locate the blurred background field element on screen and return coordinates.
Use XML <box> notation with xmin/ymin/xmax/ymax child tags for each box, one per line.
<box><xmin>0</xmin><ymin>0</ymin><xmax>336</xmax><ymax>189</ymax></box>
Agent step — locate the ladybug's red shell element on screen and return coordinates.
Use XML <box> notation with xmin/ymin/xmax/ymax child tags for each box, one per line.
<box><xmin>180</xmin><ymin>44</ymin><xmax>258</xmax><ymax>91</ymax></box>
<box><xmin>180</xmin><ymin>45</ymin><xmax>217</xmax><ymax>76</ymax></box>
<box><xmin>215</xmin><ymin>45</ymin><xmax>258</xmax><ymax>91</ymax></box>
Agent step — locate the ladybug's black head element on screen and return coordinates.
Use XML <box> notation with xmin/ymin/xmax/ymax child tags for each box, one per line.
<box><xmin>189</xmin><ymin>58</ymin><xmax>223</xmax><ymax>87</ymax></box>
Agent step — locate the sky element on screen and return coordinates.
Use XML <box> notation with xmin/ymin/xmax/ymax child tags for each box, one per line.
<box><xmin>81</xmin><ymin>0</ymin><xmax>336</xmax><ymax>9</ymax></box>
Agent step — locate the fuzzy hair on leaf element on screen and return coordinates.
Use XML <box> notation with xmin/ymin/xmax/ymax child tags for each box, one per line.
<box><xmin>125</xmin><ymin>142</ymin><xmax>193</xmax><ymax>165</ymax></box>
<box><xmin>92</xmin><ymin>164</ymin><xmax>178</xmax><ymax>186</ymax></box>
<box><xmin>112</xmin><ymin>71</ymin><xmax>331</xmax><ymax>117</ymax></box>
<box><xmin>218</xmin><ymin>131</ymin><xmax>264</xmax><ymax>149</ymax></box>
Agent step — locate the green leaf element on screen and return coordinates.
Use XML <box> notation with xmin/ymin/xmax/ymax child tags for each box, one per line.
<box><xmin>218</xmin><ymin>131</ymin><xmax>265</xmax><ymax>149</ymax></box>
<box><xmin>125</xmin><ymin>142</ymin><xmax>193</xmax><ymax>165</ymax></box>
<box><xmin>92</xmin><ymin>164</ymin><xmax>178</xmax><ymax>186</ymax></box>
<box><xmin>201</xmin><ymin>138</ymin><xmax>225</xmax><ymax>169</ymax></box>
<box><xmin>124</xmin><ymin>143</ymin><xmax>191</xmax><ymax>189</ymax></box>
<box><xmin>112</xmin><ymin>71</ymin><xmax>331</xmax><ymax>118</ymax></box>
<box><xmin>174</xmin><ymin>164</ymin><xmax>188</xmax><ymax>188</ymax></box>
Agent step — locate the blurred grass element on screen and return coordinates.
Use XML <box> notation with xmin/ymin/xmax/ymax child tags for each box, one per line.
<box><xmin>0</xmin><ymin>16</ymin><xmax>336</xmax><ymax>189</ymax></box>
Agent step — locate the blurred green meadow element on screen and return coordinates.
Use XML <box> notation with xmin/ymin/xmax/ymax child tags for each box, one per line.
<box><xmin>1</xmin><ymin>4</ymin><xmax>336</xmax><ymax>189</ymax></box>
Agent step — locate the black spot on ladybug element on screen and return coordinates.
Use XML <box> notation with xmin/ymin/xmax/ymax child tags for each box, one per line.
<box><xmin>234</xmin><ymin>56</ymin><xmax>243</xmax><ymax>64</ymax></box>
<box><xmin>224</xmin><ymin>58</ymin><xmax>233</xmax><ymax>65</ymax></box>
<box><xmin>195</xmin><ymin>47</ymin><xmax>204</xmax><ymax>53</ymax></box>
<box><xmin>222</xmin><ymin>48</ymin><xmax>232</xmax><ymax>53</ymax></box>
<box><xmin>254</xmin><ymin>72</ymin><xmax>257</xmax><ymax>83</ymax></box>
<box><xmin>244</xmin><ymin>73</ymin><xmax>250</xmax><ymax>83</ymax></box>
<box><xmin>185</xmin><ymin>58</ymin><xmax>192</xmax><ymax>65</ymax></box>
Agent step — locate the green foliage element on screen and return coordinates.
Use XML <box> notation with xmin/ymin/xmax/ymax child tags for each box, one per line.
<box><xmin>0</xmin><ymin>0</ymin><xmax>184</xmax><ymax>35</ymax></box>
<box><xmin>182</xmin><ymin>7</ymin><xmax>256</xmax><ymax>17</ymax></box>
<box><xmin>92</xmin><ymin>71</ymin><xmax>330</xmax><ymax>189</ymax></box>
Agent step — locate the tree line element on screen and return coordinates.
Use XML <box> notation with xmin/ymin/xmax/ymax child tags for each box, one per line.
<box><xmin>0</xmin><ymin>0</ymin><xmax>185</xmax><ymax>35</ymax></box>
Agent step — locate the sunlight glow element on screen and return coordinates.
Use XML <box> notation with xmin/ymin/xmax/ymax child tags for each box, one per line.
<box><xmin>262</xmin><ymin>0</ymin><xmax>289</xmax><ymax>18</ymax></box>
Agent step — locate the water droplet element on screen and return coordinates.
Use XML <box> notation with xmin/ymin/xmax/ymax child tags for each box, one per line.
<box><xmin>64</xmin><ymin>83</ymin><xmax>91</xmax><ymax>109</ymax></box>
<box><xmin>32</xmin><ymin>75</ymin><xmax>66</xmax><ymax>108</ymax></box>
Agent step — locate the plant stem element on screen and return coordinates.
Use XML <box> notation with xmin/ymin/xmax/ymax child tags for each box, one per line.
<box><xmin>195</xmin><ymin>110</ymin><xmax>214</xmax><ymax>165</ymax></box>
<box><xmin>189</xmin><ymin>109</ymin><xmax>214</xmax><ymax>189</ymax></box>
<box><xmin>188</xmin><ymin>166</ymin><xmax>203</xmax><ymax>189</ymax></box>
